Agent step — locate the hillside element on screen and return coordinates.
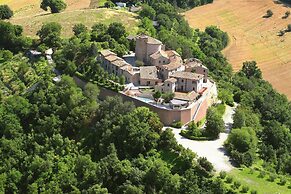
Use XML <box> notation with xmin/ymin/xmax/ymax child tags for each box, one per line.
<box><xmin>0</xmin><ymin>0</ymin><xmax>139</xmax><ymax>37</ymax></box>
<box><xmin>185</xmin><ymin>0</ymin><xmax>291</xmax><ymax>99</ymax></box>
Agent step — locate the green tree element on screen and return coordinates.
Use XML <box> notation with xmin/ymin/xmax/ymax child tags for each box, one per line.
<box><xmin>0</xmin><ymin>5</ymin><xmax>13</xmax><ymax>20</ymax></box>
<box><xmin>162</xmin><ymin>92</ymin><xmax>174</xmax><ymax>103</ymax></box>
<box><xmin>158</xmin><ymin>128</ymin><xmax>178</xmax><ymax>151</ymax></box>
<box><xmin>0</xmin><ymin>21</ymin><xmax>31</xmax><ymax>52</ymax></box>
<box><xmin>84</xmin><ymin>83</ymin><xmax>100</xmax><ymax>101</ymax></box>
<box><xmin>107</xmin><ymin>22</ymin><xmax>127</xmax><ymax>41</ymax></box>
<box><xmin>205</xmin><ymin>107</ymin><xmax>224</xmax><ymax>139</ymax></box>
<box><xmin>140</xmin><ymin>4</ymin><xmax>156</xmax><ymax>20</ymax></box>
<box><xmin>218</xmin><ymin>88</ymin><xmax>234</xmax><ymax>106</ymax></box>
<box><xmin>153</xmin><ymin>91</ymin><xmax>162</xmax><ymax>102</ymax></box>
<box><xmin>73</xmin><ymin>23</ymin><xmax>87</xmax><ymax>36</ymax></box>
<box><xmin>139</xmin><ymin>17</ymin><xmax>156</xmax><ymax>37</ymax></box>
<box><xmin>40</xmin><ymin>0</ymin><xmax>67</xmax><ymax>13</ymax></box>
<box><xmin>225</xmin><ymin>127</ymin><xmax>258</xmax><ymax>166</ymax></box>
<box><xmin>37</xmin><ymin>22</ymin><xmax>62</xmax><ymax>48</ymax></box>
<box><xmin>119</xmin><ymin>75</ymin><xmax>126</xmax><ymax>85</ymax></box>
<box><xmin>240</xmin><ymin>61</ymin><xmax>262</xmax><ymax>79</ymax></box>
<box><xmin>233</xmin><ymin>106</ymin><xmax>262</xmax><ymax>131</ymax></box>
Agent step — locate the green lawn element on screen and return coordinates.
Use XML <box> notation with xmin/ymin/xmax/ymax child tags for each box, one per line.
<box><xmin>228</xmin><ymin>168</ymin><xmax>291</xmax><ymax>194</ymax></box>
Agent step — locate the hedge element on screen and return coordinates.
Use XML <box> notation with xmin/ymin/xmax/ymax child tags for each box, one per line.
<box><xmin>180</xmin><ymin>130</ymin><xmax>215</xmax><ymax>141</ymax></box>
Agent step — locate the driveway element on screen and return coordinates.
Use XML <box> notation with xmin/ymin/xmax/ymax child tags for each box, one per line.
<box><xmin>167</xmin><ymin>104</ymin><xmax>237</xmax><ymax>172</ymax></box>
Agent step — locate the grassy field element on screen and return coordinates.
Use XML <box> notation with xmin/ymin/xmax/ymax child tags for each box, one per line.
<box><xmin>0</xmin><ymin>0</ymin><xmax>91</xmax><ymax>17</ymax></box>
<box><xmin>228</xmin><ymin>168</ymin><xmax>291</xmax><ymax>194</ymax></box>
<box><xmin>10</xmin><ymin>8</ymin><xmax>139</xmax><ymax>37</ymax></box>
<box><xmin>185</xmin><ymin>0</ymin><xmax>291</xmax><ymax>99</ymax></box>
<box><xmin>0</xmin><ymin>0</ymin><xmax>139</xmax><ymax>37</ymax></box>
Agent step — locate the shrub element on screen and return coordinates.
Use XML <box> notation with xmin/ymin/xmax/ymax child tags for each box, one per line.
<box><xmin>268</xmin><ymin>174</ymin><xmax>276</xmax><ymax>182</ymax></box>
<box><xmin>283</xmin><ymin>11</ymin><xmax>290</xmax><ymax>19</ymax></box>
<box><xmin>0</xmin><ymin>5</ymin><xmax>13</xmax><ymax>19</ymax></box>
<box><xmin>187</xmin><ymin>121</ymin><xmax>202</xmax><ymax>137</ymax></box>
<box><xmin>279</xmin><ymin>177</ymin><xmax>287</xmax><ymax>185</ymax></box>
<box><xmin>135</xmin><ymin>60</ymin><xmax>144</xmax><ymax>67</ymax></box>
<box><xmin>258</xmin><ymin>171</ymin><xmax>266</xmax><ymax>178</ymax></box>
<box><xmin>251</xmin><ymin>190</ymin><xmax>258</xmax><ymax>194</ymax></box>
<box><xmin>104</xmin><ymin>1</ymin><xmax>115</xmax><ymax>8</ymax></box>
<box><xmin>226</xmin><ymin>176</ymin><xmax>233</xmax><ymax>183</ymax></box>
<box><xmin>179</xmin><ymin>131</ymin><xmax>213</xmax><ymax>141</ymax></box>
<box><xmin>265</xmin><ymin>9</ymin><xmax>273</xmax><ymax>18</ymax></box>
<box><xmin>241</xmin><ymin>185</ymin><xmax>249</xmax><ymax>193</ymax></box>
<box><xmin>278</xmin><ymin>30</ymin><xmax>285</xmax><ymax>36</ymax></box>
<box><xmin>171</xmin><ymin>121</ymin><xmax>182</xmax><ymax>128</ymax></box>
<box><xmin>233</xmin><ymin>180</ymin><xmax>241</xmax><ymax>189</ymax></box>
<box><xmin>219</xmin><ymin>171</ymin><xmax>227</xmax><ymax>179</ymax></box>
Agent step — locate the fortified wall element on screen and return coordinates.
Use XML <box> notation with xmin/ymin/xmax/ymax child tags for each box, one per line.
<box><xmin>98</xmin><ymin>83</ymin><xmax>218</xmax><ymax>126</ymax></box>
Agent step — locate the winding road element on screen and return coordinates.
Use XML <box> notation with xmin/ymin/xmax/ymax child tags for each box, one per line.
<box><xmin>167</xmin><ymin>104</ymin><xmax>237</xmax><ymax>172</ymax></box>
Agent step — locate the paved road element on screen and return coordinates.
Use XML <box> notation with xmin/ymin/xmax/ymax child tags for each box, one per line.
<box><xmin>168</xmin><ymin>104</ymin><xmax>237</xmax><ymax>172</ymax></box>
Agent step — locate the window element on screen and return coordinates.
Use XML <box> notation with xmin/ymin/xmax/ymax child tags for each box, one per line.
<box><xmin>167</xmin><ymin>83</ymin><xmax>170</xmax><ymax>87</ymax></box>
<box><xmin>204</xmin><ymin>69</ymin><xmax>206</xmax><ymax>72</ymax></box>
<box><xmin>147</xmin><ymin>81</ymin><xmax>150</xmax><ymax>85</ymax></box>
<box><xmin>155</xmin><ymin>81</ymin><xmax>158</xmax><ymax>85</ymax></box>
<box><xmin>192</xmin><ymin>81</ymin><xmax>195</xmax><ymax>84</ymax></box>
<box><xmin>181</xmin><ymin>79</ymin><xmax>184</xmax><ymax>83</ymax></box>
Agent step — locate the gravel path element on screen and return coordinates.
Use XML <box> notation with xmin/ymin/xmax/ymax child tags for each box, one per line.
<box><xmin>168</xmin><ymin>104</ymin><xmax>237</xmax><ymax>172</ymax></box>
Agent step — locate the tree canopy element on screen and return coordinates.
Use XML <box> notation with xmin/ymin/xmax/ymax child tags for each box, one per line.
<box><xmin>0</xmin><ymin>5</ymin><xmax>13</xmax><ymax>20</ymax></box>
<box><xmin>40</xmin><ymin>0</ymin><xmax>67</xmax><ymax>13</ymax></box>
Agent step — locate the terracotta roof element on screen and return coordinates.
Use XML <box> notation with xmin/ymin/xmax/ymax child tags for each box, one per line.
<box><xmin>174</xmin><ymin>91</ymin><xmax>199</xmax><ymax>102</ymax></box>
<box><xmin>165</xmin><ymin>50</ymin><xmax>180</xmax><ymax>58</ymax></box>
<box><xmin>136</xmin><ymin>35</ymin><xmax>162</xmax><ymax>45</ymax></box>
<box><xmin>147</xmin><ymin>36</ymin><xmax>162</xmax><ymax>44</ymax></box>
<box><xmin>140</xmin><ymin>66</ymin><xmax>159</xmax><ymax>80</ymax></box>
<box><xmin>170</xmin><ymin>71</ymin><xmax>203</xmax><ymax>80</ymax></box>
<box><xmin>111</xmin><ymin>59</ymin><xmax>129</xmax><ymax>67</ymax></box>
<box><xmin>184</xmin><ymin>58</ymin><xmax>208</xmax><ymax>69</ymax></box>
<box><xmin>161</xmin><ymin>62</ymin><xmax>182</xmax><ymax>71</ymax></box>
<box><xmin>105</xmin><ymin>55</ymin><xmax>121</xmax><ymax>62</ymax></box>
<box><xmin>150</xmin><ymin>50</ymin><xmax>168</xmax><ymax>60</ymax></box>
<box><xmin>100</xmin><ymin>50</ymin><xmax>117</xmax><ymax>57</ymax></box>
<box><xmin>165</xmin><ymin>78</ymin><xmax>177</xmax><ymax>83</ymax></box>
<box><xmin>120</xmin><ymin>64</ymin><xmax>136</xmax><ymax>75</ymax></box>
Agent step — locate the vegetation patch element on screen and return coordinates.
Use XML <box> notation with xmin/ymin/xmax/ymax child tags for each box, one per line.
<box><xmin>10</xmin><ymin>8</ymin><xmax>139</xmax><ymax>37</ymax></box>
<box><xmin>229</xmin><ymin>167</ymin><xmax>291</xmax><ymax>194</ymax></box>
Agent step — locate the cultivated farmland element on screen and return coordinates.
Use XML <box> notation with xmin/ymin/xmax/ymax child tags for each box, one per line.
<box><xmin>185</xmin><ymin>0</ymin><xmax>291</xmax><ymax>99</ymax></box>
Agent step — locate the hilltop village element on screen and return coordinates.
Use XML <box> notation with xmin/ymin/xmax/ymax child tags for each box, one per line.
<box><xmin>98</xmin><ymin>35</ymin><xmax>217</xmax><ymax>125</ymax></box>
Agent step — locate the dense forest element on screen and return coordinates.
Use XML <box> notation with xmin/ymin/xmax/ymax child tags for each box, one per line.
<box><xmin>137</xmin><ymin>0</ymin><xmax>291</xmax><ymax>174</ymax></box>
<box><xmin>0</xmin><ymin>0</ymin><xmax>291</xmax><ymax>193</ymax></box>
<box><xmin>0</xmin><ymin>1</ymin><xmax>231</xmax><ymax>193</ymax></box>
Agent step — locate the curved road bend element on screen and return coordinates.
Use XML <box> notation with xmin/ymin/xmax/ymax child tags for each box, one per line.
<box><xmin>167</xmin><ymin>104</ymin><xmax>237</xmax><ymax>172</ymax></box>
